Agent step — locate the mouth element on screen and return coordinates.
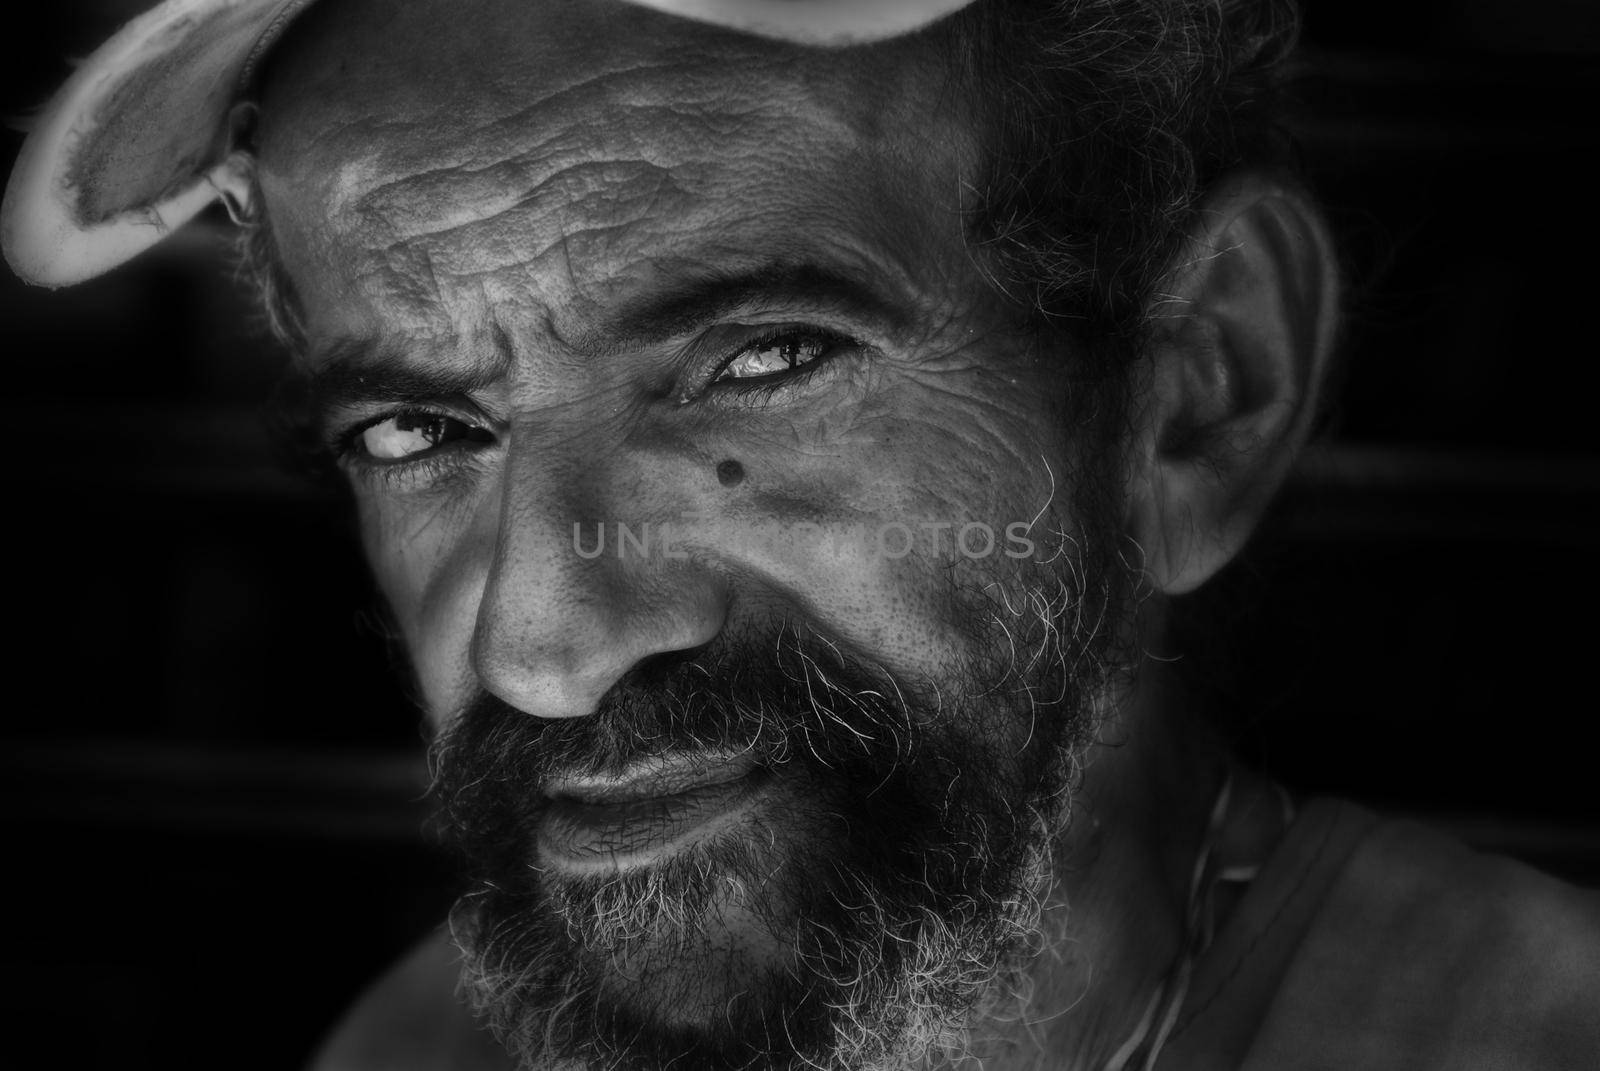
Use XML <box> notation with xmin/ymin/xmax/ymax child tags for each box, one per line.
<box><xmin>536</xmin><ymin>753</ymin><xmax>771</xmax><ymax>870</ymax></box>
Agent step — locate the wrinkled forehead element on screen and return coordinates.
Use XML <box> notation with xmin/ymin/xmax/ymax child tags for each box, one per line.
<box><xmin>254</xmin><ymin>0</ymin><xmax>975</xmax><ymax>342</ymax></box>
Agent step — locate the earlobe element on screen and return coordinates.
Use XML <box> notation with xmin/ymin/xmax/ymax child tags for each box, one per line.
<box><xmin>209</xmin><ymin>150</ymin><xmax>258</xmax><ymax>226</ymax></box>
<box><xmin>1130</xmin><ymin>174</ymin><xmax>1341</xmax><ymax>595</ymax></box>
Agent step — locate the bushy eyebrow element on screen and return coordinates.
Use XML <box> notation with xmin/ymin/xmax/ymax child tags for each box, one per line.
<box><xmin>599</xmin><ymin>262</ymin><xmax>910</xmax><ymax>348</ymax></box>
<box><xmin>304</xmin><ymin>334</ymin><xmax>508</xmax><ymax>424</ymax></box>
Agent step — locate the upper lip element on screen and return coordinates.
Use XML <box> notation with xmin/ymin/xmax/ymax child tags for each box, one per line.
<box><xmin>545</xmin><ymin>751</ymin><xmax>761</xmax><ymax>805</ymax></box>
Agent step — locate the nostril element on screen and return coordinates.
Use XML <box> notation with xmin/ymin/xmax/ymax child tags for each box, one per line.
<box><xmin>624</xmin><ymin>645</ymin><xmax>712</xmax><ymax>689</ymax></box>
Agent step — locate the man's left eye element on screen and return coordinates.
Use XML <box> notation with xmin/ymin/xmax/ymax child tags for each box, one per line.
<box><xmin>358</xmin><ymin>410</ymin><xmax>493</xmax><ymax>461</ymax></box>
<box><xmin>714</xmin><ymin>330</ymin><xmax>843</xmax><ymax>383</ymax></box>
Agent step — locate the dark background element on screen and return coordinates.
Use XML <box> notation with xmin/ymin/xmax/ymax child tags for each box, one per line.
<box><xmin>3</xmin><ymin>1</ymin><xmax>1598</xmax><ymax>1066</ymax></box>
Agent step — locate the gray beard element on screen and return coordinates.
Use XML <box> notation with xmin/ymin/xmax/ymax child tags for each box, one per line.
<box><xmin>431</xmin><ymin>553</ymin><xmax>1123</xmax><ymax>1071</ymax></box>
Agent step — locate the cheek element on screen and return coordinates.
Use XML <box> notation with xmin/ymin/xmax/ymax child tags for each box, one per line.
<box><xmin>709</xmin><ymin>397</ymin><xmax>1073</xmax><ymax>689</ymax></box>
<box><xmin>357</xmin><ymin>490</ymin><xmax>489</xmax><ymax>726</ymax></box>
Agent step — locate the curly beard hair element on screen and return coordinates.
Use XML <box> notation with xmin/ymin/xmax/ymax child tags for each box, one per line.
<box><xmin>429</xmin><ymin>522</ymin><xmax>1129</xmax><ymax>1071</ymax></box>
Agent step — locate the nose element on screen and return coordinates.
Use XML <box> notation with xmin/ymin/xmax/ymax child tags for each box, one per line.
<box><xmin>470</xmin><ymin>440</ymin><xmax>727</xmax><ymax>720</ymax></box>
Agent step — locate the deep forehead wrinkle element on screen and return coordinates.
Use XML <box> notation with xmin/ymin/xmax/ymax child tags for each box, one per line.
<box><xmin>334</xmin><ymin>71</ymin><xmax>748</xmax><ymax>237</ymax></box>
<box><xmin>258</xmin><ymin>0</ymin><xmax>980</xmax><ymax>347</ymax></box>
<box><xmin>340</xmin><ymin>58</ymin><xmax>804</xmax><ymax>201</ymax></box>
<box><xmin>274</xmin><ymin>30</ymin><xmax>867</xmax><ymax>251</ymax></box>
<box><xmin>353</xmin><ymin>158</ymin><xmax>693</xmax><ymax>292</ymax></box>
<box><xmin>326</xmin><ymin>84</ymin><xmax>870</xmax><ymax>297</ymax></box>
<box><xmin>273</xmin><ymin>71</ymin><xmax>897</xmax><ymax>330</ymax></box>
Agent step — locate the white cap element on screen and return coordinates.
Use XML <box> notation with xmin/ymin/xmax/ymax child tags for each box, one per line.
<box><xmin>2</xmin><ymin>0</ymin><xmax>977</xmax><ymax>288</ymax></box>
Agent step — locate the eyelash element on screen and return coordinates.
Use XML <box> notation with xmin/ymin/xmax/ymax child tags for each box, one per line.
<box><xmin>334</xmin><ymin>406</ymin><xmax>492</xmax><ymax>489</ymax></box>
<box><xmin>704</xmin><ymin>326</ymin><xmax>857</xmax><ymax>399</ymax></box>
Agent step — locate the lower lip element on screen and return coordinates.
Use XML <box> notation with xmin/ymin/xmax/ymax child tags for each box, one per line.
<box><xmin>538</xmin><ymin>770</ymin><xmax>769</xmax><ymax>868</ymax></box>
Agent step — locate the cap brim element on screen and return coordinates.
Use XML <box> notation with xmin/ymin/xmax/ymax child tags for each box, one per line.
<box><xmin>2</xmin><ymin>0</ymin><xmax>976</xmax><ymax>288</ymax></box>
<box><xmin>3</xmin><ymin>0</ymin><xmax>315</xmax><ymax>287</ymax></box>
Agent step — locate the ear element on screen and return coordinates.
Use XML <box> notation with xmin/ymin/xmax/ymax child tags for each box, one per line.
<box><xmin>212</xmin><ymin>103</ymin><xmax>262</xmax><ymax>225</ymax></box>
<box><xmin>1127</xmin><ymin>173</ymin><xmax>1340</xmax><ymax>595</ymax></box>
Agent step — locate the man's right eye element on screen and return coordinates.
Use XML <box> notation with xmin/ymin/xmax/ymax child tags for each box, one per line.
<box><xmin>354</xmin><ymin>409</ymin><xmax>495</xmax><ymax>462</ymax></box>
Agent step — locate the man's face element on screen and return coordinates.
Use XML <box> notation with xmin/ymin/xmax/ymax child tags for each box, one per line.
<box><xmin>259</xmin><ymin>0</ymin><xmax>1131</xmax><ymax>1066</ymax></box>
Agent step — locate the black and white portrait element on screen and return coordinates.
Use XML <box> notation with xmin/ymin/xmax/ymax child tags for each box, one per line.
<box><xmin>3</xmin><ymin>2</ymin><xmax>1597</xmax><ymax>1068</ymax></box>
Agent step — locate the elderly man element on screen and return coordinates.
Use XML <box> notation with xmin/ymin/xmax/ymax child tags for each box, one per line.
<box><xmin>5</xmin><ymin>0</ymin><xmax>1598</xmax><ymax>1068</ymax></box>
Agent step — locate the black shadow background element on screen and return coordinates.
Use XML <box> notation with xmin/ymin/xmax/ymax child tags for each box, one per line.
<box><xmin>2</xmin><ymin>1</ymin><xmax>1598</xmax><ymax>1066</ymax></box>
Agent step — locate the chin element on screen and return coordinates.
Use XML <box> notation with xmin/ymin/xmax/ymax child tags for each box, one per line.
<box><xmin>448</xmin><ymin>762</ymin><xmax>1055</xmax><ymax>1071</ymax></box>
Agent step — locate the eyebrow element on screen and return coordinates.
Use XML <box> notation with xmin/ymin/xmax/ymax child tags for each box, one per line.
<box><xmin>301</xmin><ymin>260</ymin><xmax>911</xmax><ymax>419</ymax></box>
<box><xmin>599</xmin><ymin>261</ymin><xmax>911</xmax><ymax>348</ymax></box>
<box><xmin>303</xmin><ymin>333</ymin><xmax>509</xmax><ymax>424</ymax></box>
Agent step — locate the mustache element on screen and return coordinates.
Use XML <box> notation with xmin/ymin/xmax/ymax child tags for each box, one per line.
<box><xmin>427</xmin><ymin>626</ymin><xmax>935</xmax><ymax>843</ymax></box>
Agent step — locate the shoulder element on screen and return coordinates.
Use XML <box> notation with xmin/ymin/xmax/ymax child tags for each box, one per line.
<box><xmin>306</xmin><ymin>928</ymin><xmax>515</xmax><ymax>1071</ymax></box>
<box><xmin>1250</xmin><ymin>810</ymin><xmax>1600</xmax><ymax>1070</ymax></box>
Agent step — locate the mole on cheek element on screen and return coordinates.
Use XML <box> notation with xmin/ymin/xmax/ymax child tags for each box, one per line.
<box><xmin>716</xmin><ymin>459</ymin><xmax>745</xmax><ymax>487</ymax></box>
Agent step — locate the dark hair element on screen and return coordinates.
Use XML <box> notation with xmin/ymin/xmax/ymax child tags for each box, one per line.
<box><xmin>949</xmin><ymin>0</ymin><xmax>1301</xmax><ymax>336</ymax></box>
<box><xmin>921</xmin><ymin>0</ymin><xmax>1305</xmax><ymax>586</ymax></box>
<box><xmin>235</xmin><ymin>189</ymin><xmax>304</xmax><ymax>351</ymax></box>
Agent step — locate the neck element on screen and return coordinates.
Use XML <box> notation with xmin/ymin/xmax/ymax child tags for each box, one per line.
<box><xmin>972</xmin><ymin>654</ymin><xmax>1232</xmax><ymax>1071</ymax></box>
